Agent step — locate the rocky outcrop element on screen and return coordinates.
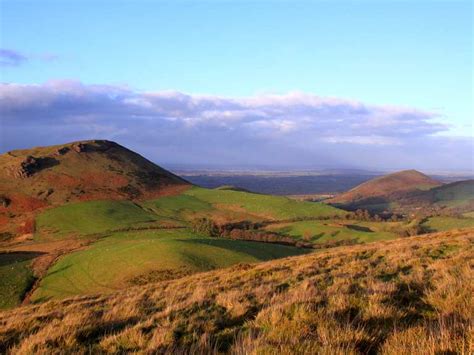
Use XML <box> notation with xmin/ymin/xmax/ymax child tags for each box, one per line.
<box><xmin>72</xmin><ymin>140</ymin><xmax>117</xmax><ymax>153</ymax></box>
<box><xmin>10</xmin><ymin>156</ymin><xmax>58</xmax><ymax>178</ymax></box>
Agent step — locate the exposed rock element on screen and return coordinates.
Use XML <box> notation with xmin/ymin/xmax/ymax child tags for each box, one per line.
<box><xmin>55</xmin><ymin>147</ymin><xmax>70</xmax><ymax>155</ymax></box>
<box><xmin>0</xmin><ymin>195</ymin><xmax>11</xmax><ymax>207</ymax></box>
<box><xmin>72</xmin><ymin>140</ymin><xmax>118</xmax><ymax>153</ymax></box>
<box><xmin>10</xmin><ymin>156</ymin><xmax>59</xmax><ymax>178</ymax></box>
<box><xmin>13</xmin><ymin>156</ymin><xmax>40</xmax><ymax>178</ymax></box>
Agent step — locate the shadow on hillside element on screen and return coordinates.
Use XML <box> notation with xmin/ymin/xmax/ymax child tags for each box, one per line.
<box><xmin>0</xmin><ymin>251</ymin><xmax>46</xmax><ymax>267</ymax></box>
<box><xmin>346</xmin><ymin>224</ymin><xmax>373</xmax><ymax>233</ymax></box>
<box><xmin>175</xmin><ymin>238</ymin><xmax>308</xmax><ymax>260</ymax></box>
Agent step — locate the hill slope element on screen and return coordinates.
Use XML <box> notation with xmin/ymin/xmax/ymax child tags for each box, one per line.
<box><xmin>0</xmin><ymin>229</ymin><xmax>471</xmax><ymax>354</ymax></box>
<box><xmin>0</xmin><ymin>140</ymin><xmax>190</xmax><ymax>237</ymax></box>
<box><xmin>328</xmin><ymin>170</ymin><xmax>441</xmax><ymax>212</ymax></box>
<box><xmin>329</xmin><ymin>170</ymin><xmax>440</xmax><ymax>204</ymax></box>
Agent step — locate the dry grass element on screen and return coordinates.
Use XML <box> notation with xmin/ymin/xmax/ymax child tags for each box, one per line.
<box><xmin>0</xmin><ymin>229</ymin><xmax>472</xmax><ymax>354</ymax></box>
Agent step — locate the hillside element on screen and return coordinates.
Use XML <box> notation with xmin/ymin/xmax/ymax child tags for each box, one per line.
<box><xmin>329</xmin><ymin>170</ymin><xmax>440</xmax><ymax>204</ymax></box>
<box><xmin>408</xmin><ymin>179</ymin><xmax>474</xmax><ymax>213</ymax></box>
<box><xmin>328</xmin><ymin>170</ymin><xmax>442</xmax><ymax>212</ymax></box>
<box><xmin>0</xmin><ymin>229</ymin><xmax>472</xmax><ymax>354</ymax></box>
<box><xmin>329</xmin><ymin>174</ymin><xmax>473</xmax><ymax>216</ymax></box>
<box><xmin>0</xmin><ymin>140</ymin><xmax>190</xmax><ymax>237</ymax></box>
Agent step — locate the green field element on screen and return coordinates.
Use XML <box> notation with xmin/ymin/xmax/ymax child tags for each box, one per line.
<box><xmin>35</xmin><ymin>200</ymin><xmax>162</xmax><ymax>239</ymax></box>
<box><xmin>264</xmin><ymin>220</ymin><xmax>399</xmax><ymax>244</ymax></box>
<box><xmin>36</xmin><ymin>187</ymin><xmax>345</xmax><ymax>241</ymax></box>
<box><xmin>0</xmin><ymin>253</ymin><xmax>37</xmax><ymax>309</ymax></box>
<box><xmin>31</xmin><ymin>229</ymin><xmax>308</xmax><ymax>302</ymax></box>
<box><xmin>144</xmin><ymin>187</ymin><xmax>345</xmax><ymax>223</ymax></box>
<box><xmin>421</xmin><ymin>216</ymin><xmax>474</xmax><ymax>232</ymax></box>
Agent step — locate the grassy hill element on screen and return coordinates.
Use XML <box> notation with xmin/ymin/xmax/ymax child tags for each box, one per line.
<box><xmin>35</xmin><ymin>200</ymin><xmax>162</xmax><ymax>239</ymax></box>
<box><xmin>263</xmin><ymin>219</ymin><xmax>401</xmax><ymax>244</ymax></box>
<box><xmin>328</xmin><ymin>171</ymin><xmax>474</xmax><ymax>217</ymax></box>
<box><xmin>329</xmin><ymin>170</ymin><xmax>440</xmax><ymax>203</ymax></box>
<box><xmin>1</xmin><ymin>229</ymin><xmax>471</xmax><ymax>354</ymax></box>
<box><xmin>31</xmin><ymin>229</ymin><xmax>308</xmax><ymax>302</ymax></box>
<box><xmin>1</xmin><ymin>185</ymin><xmax>344</xmax><ymax>308</ymax></box>
<box><xmin>0</xmin><ymin>140</ymin><xmax>189</xmax><ymax>238</ymax></box>
<box><xmin>328</xmin><ymin>170</ymin><xmax>441</xmax><ymax>212</ymax></box>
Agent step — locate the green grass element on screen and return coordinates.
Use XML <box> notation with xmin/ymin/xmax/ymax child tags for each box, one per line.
<box><xmin>421</xmin><ymin>216</ymin><xmax>474</xmax><ymax>232</ymax></box>
<box><xmin>36</xmin><ymin>187</ymin><xmax>346</xmax><ymax>241</ymax></box>
<box><xmin>35</xmin><ymin>200</ymin><xmax>160</xmax><ymax>239</ymax></box>
<box><xmin>264</xmin><ymin>220</ymin><xmax>398</xmax><ymax>244</ymax></box>
<box><xmin>31</xmin><ymin>229</ymin><xmax>308</xmax><ymax>302</ymax></box>
<box><xmin>142</xmin><ymin>194</ymin><xmax>213</xmax><ymax>222</ymax></box>
<box><xmin>0</xmin><ymin>253</ymin><xmax>37</xmax><ymax>309</ymax></box>
<box><xmin>144</xmin><ymin>187</ymin><xmax>345</xmax><ymax>222</ymax></box>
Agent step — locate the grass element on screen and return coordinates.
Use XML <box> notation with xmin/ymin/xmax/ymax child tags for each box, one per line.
<box><xmin>35</xmin><ymin>200</ymin><xmax>160</xmax><ymax>239</ymax></box>
<box><xmin>0</xmin><ymin>229</ymin><xmax>471</xmax><ymax>354</ymax></box>
<box><xmin>264</xmin><ymin>219</ymin><xmax>399</xmax><ymax>244</ymax></box>
<box><xmin>35</xmin><ymin>187</ymin><xmax>345</xmax><ymax>240</ymax></box>
<box><xmin>421</xmin><ymin>216</ymin><xmax>474</xmax><ymax>232</ymax></box>
<box><xmin>0</xmin><ymin>253</ymin><xmax>37</xmax><ymax>309</ymax></box>
<box><xmin>144</xmin><ymin>186</ymin><xmax>345</xmax><ymax>224</ymax></box>
<box><xmin>31</xmin><ymin>229</ymin><xmax>308</xmax><ymax>302</ymax></box>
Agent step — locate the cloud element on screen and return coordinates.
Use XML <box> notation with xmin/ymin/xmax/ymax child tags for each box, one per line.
<box><xmin>0</xmin><ymin>80</ymin><xmax>471</xmax><ymax>170</ymax></box>
<box><xmin>0</xmin><ymin>49</ymin><xmax>28</xmax><ymax>66</ymax></box>
<box><xmin>0</xmin><ymin>49</ymin><xmax>60</xmax><ymax>67</ymax></box>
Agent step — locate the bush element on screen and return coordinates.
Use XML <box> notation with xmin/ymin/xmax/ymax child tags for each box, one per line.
<box><xmin>191</xmin><ymin>217</ymin><xmax>220</xmax><ymax>237</ymax></box>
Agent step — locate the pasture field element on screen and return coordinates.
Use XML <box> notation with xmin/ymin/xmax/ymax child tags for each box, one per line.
<box><xmin>31</xmin><ymin>229</ymin><xmax>308</xmax><ymax>302</ymax></box>
<box><xmin>0</xmin><ymin>252</ymin><xmax>37</xmax><ymax>309</ymax></box>
<box><xmin>421</xmin><ymin>216</ymin><xmax>474</xmax><ymax>232</ymax></box>
<box><xmin>142</xmin><ymin>186</ymin><xmax>345</xmax><ymax>224</ymax></box>
<box><xmin>264</xmin><ymin>220</ymin><xmax>399</xmax><ymax>244</ymax></box>
<box><xmin>35</xmin><ymin>200</ymin><xmax>163</xmax><ymax>239</ymax></box>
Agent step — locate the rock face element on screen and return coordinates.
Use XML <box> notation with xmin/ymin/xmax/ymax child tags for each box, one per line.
<box><xmin>72</xmin><ymin>140</ymin><xmax>117</xmax><ymax>153</ymax></box>
<box><xmin>0</xmin><ymin>195</ymin><xmax>10</xmax><ymax>207</ymax></box>
<box><xmin>9</xmin><ymin>156</ymin><xmax>59</xmax><ymax>179</ymax></box>
<box><xmin>55</xmin><ymin>147</ymin><xmax>70</xmax><ymax>156</ymax></box>
<box><xmin>13</xmin><ymin>156</ymin><xmax>40</xmax><ymax>178</ymax></box>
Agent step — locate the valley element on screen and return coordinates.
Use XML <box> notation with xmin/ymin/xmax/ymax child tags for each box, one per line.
<box><xmin>0</xmin><ymin>141</ymin><xmax>472</xmax><ymax>354</ymax></box>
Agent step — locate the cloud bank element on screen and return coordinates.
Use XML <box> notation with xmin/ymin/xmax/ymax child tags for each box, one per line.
<box><xmin>0</xmin><ymin>80</ymin><xmax>472</xmax><ymax>170</ymax></box>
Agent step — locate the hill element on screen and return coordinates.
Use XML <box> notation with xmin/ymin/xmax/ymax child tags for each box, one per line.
<box><xmin>0</xmin><ymin>140</ymin><xmax>190</xmax><ymax>238</ymax></box>
<box><xmin>328</xmin><ymin>170</ymin><xmax>442</xmax><ymax>212</ymax></box>
<box><xmin>0</xmin><ymin>229</ymin><xmax>471</xmax><ymax>353</ymax></box>
<box><xmin>407</xmin><ymin>179</ymin><xmax>474</xmax><ymax>213</ymax></box>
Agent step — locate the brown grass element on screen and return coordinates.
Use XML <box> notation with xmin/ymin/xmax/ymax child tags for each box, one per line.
<box><xmin>0</xmin><ymin>229</ymin><xmax>472</xmax><ymax>354</ymax></box>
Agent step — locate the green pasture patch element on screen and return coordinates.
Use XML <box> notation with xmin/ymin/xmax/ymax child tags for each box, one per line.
<box><xmin>31</xmin><ymin>229</ymin><xmax>307</xmax><ymax>301</ymax></box>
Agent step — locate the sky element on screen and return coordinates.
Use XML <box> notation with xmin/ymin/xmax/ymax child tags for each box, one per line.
<box><xmin>0</xmin><ymin>0</ymin><xmax>472</xmax><ymax>172</ymax></box>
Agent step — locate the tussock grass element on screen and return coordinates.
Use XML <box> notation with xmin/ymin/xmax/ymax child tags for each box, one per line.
<box><xmin>0</xmin><ymin>229</ymin><xmax>472</xmax><ymax>354</ymax></box>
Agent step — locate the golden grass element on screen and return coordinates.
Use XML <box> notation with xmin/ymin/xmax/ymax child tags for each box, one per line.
<box><xmin>0</xmin><ymin>229</ymin><xmax>472</xmax><ymax>354</ymax></box>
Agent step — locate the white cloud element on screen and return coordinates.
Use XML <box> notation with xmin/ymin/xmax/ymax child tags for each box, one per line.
<box><xmin>0</xmin><ymin>80</ymin><xmax>471</xmax><ymax>170</ymax></box>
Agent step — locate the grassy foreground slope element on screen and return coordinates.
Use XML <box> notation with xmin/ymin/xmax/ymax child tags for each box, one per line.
<box><xmin>31</xmin><ymin>230</ymin><xmax>307</xmax><ymax>302</ymax></box>
<box><xmin>1</xmin><ymin>229</ymin><xmax>472</xmax><ymax>354</ymax></box>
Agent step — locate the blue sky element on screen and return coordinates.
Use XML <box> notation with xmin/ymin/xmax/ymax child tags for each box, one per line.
<box><xmin>0</xmin><ymin>0</ymin><xmax>472</xmax><ymax>171</ymax></box>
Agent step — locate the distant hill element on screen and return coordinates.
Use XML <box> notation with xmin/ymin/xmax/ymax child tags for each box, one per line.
<box><xmin>403</xmin><ymin>179</ymin><xmax>474</xmax><ymax>213</ymax></box>
<box><xmin>328</xmin><ymin>170</ymin><xmax>441</xmax><ymax>209</ymax></box>
<box><xmin>214</xmin><ymin>185</ymin><xmax>252</xmax><ymax>193</ymax></box>
<box><xmin>328</xmin><ymin>170</ymin><xmax>474</xmax><ymax>215</ymax></box>
<box><xmin>0</xmin><ymin>140</ymin><xmax>190</xmax><ymax>235</ymax></box>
